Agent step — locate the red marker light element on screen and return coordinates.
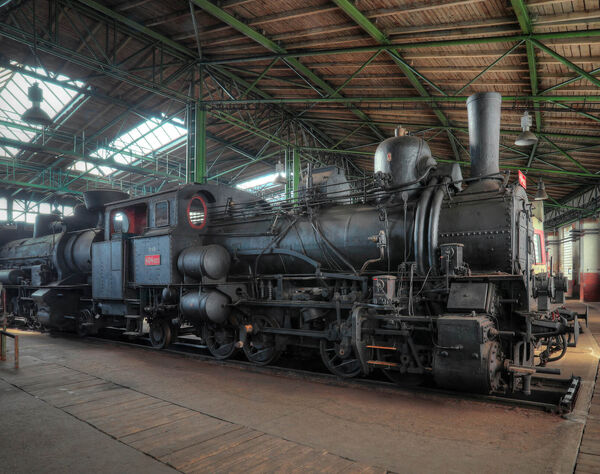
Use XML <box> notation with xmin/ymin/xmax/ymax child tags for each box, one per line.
<box><xmin>518</xmin><ymin>170</ymin><xmax>526</xmax><ymax>189</ymax></box>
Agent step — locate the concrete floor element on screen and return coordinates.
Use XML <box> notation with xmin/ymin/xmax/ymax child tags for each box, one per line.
<box><xmin>0</xmin><ymin>378</ymin><xmax>173</xmax><ymax>473</ymax></box>
<box><xmin>1</xmin><ymin>304</ymin><xmax>599</xmax><ymax>473</ymax></box>
<box><xmin>574</xmin><ymin>302</ymin><xmax>600</xmax><ymax>473</ymax></box>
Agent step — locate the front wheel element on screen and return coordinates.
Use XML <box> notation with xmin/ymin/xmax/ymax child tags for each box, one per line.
<box><xmin>149</xmin><ymin>319</ymin><xmax>172</xmax><ymax>349</ymax></box>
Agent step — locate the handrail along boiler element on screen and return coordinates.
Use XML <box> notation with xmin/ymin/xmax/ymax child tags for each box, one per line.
<box><xmin>0</xmin><ymin>93</ymin><xmax>575</xmax><ymax>395</ymax></box>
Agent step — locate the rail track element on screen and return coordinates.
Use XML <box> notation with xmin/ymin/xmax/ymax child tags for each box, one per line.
<box><xmin>71</xmin><ymin>330</ymin><xmax>582</xmax><ymax>415</ymax></box>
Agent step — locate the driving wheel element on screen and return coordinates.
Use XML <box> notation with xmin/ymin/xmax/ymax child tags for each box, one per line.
<box><xmin>203</xmin><ymin>323</ymin><xmax>238</xmax><ymax>360</ymax></box>
<box><xmin>243</xmin><ymin>315</ymin><xmax>281</xmax><ymax>365</ymax></box>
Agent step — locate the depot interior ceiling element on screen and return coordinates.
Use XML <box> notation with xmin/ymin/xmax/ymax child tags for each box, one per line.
<box><xmin>0</xmin><ymin>0</ymin><xmax>599</xmax><ymax>223</ymax></box>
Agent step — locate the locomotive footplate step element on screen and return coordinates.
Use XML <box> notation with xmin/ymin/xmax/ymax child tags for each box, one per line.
<box><xmin>487</xmin><ymin>375</ymin><xmax>582</xmax><ymax>414</ymax></box>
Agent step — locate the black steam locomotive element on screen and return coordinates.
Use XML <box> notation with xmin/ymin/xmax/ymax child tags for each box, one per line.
<box><xmin>0</xmin><ymin>93</ymin><xmax>576</xmax><ymax>395</ymax></box>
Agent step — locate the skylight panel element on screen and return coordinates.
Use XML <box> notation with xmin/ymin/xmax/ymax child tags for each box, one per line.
<box><xmin>70</xmin><ymin>160</ymin><xmax>114</xmax><ymax>177</ymax></box>
<box><xmin>70</xmin><ymin>117</ymin><xmax>186</xmax><ymax>175</ymax></box>
<box><xmin>0</xmin><ymin>62</ymin><xmax>83</xmax><ymax>158</ymax></box>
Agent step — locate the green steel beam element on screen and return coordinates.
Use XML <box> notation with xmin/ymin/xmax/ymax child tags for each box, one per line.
<box><xmin>301</xmin><ymin>117</ymin><xmax>600</xmax><ymax>144</ymax></box>
<box><xmin>0</xmin><ymin>178</ymin><xmax>81</xmax><ymax>193</ymax></box>
<box><xmin>0</xmin><ymin>136</ymin><xmax>176</xmax><ymax>179</ymax></box>
<box><xmin>208</xmin><ymin>150</ymin><xmax>280</xmax><ymax>180</ymax></box>
<box><xmin>192</xmin><ymin>0</ymin><xmax>384</xmax><ymax>140</ymax></box>
<box><xmin>241</xmin><ymin>58</ymin><xmax>278</xmax><ymax>99</ymax></box>
<box><xmin>510</xmin><ymin>0</ymin><xmax>532</xmax><ymax>40</ymax></box>
<box><xmin>302</xmin><ymin>117</ymin><xmax>600</xmax><ymax>147</ymax></box>
<box><xmin>332</xmin><ymin>123</ymin><xmax>366</xmax><ymax>149</ymax></box>
<box><xmin>206</xmin><ymin>132</ymin><xmax>273</xmax><ymax>165</ymax></box>
<box><xmin>0</xmin><ymin>117</ymin><xmax>181</xmax><ymax>171</ymax></box>
<box><xmin>223</xmin><ymin>65</ymin><xmax>312</xmax><ymax>90</ymax></box>
<box><xmin>211</xmin><ymin>110</ymin><xmax>600</xmax><ymax>179</ymax></box>
<box><xmin>201</xmin><ymin>95</ymin><xmax>600</xmax><ymax>105</ymax></box>
<box><xmin>526</xmin><ymin>141</ymin><xmax>538</xmax><ymax>168</ymax></box>
<box><xmin>207</xmin><ymin>65</ymin><xmax>343</xmax><ymax>151</ymax></box>
<box><xmin>525</xmin><ymin>40</ymin><xmax>542</xmax><ymax>133</ymax></box>
<box><xmin>210</xmin><ymin>110</ymin><xmax>345</xmax><ymax>168</ymax></box>
<box><xmin>0</xmin><ymin>156</ymin><xmax>130</xmax><ymax>191</ymax></box>
<box><xmin>543</xmin><ymin>136</ymin><xmax>590</xmax><ymax>173</ymax></box>
<box><xmin>74</xmin><ymin>0</ymin><xmax>195</xmax><ymax>59</ymax></box>
<box><xmin>332</xmin><ymin>0</ymin><xmax>460</xmax><ymax>160</ymax></box>
<box><xmin>329</xmin><ymin>51</ymin><xmax>382</xmax><ymax>97</ymax></box>
<box><xmin>548</xmin><ymin>100</ymin><xmax>600</xmax><ymax>124</ymax></box>
<box><xmin>530</xmin><ymin>39</ymin><xmax>600</xmax><ymax>89</ymax></box>
<box><xmin>49</xmin><ymin>0</ymin><xmax>355</xmax><ymax>182</ymax></box>
<box><xmin>293</xmin><ymin>147</ymin><xmax>300</xmax><ymax>204</ymax></box>
<box><xmin>540</xmin><ymin>66</ymin><xmax>600</xmax><ymax>95</ymax></box>
<box><xmin>500</xmin><ymin>143</ymin><xmax>529</xmax><ymax>158</ymax></box>
<box><xmin>0</xmin><ymin>22</ymin><xmax>191</xmax><ymax>103</ymax></box>
<box><xmin>209</xmin><ymin>65</ymin><xmax>276</xmax><ymax>101</ymax></box>
<box><xmin>195</xmin><ymin>103</ymin><xmax>207</xmax><ymax>182</ymax></box>
<box><xmin>536</xmin><ymin>142</ymin><xmax>600</xmax><ymax>159</ymax></box>
<box><xmin>454</xmin><ymin>41</ymin><xmax>525</xmax><ymax>95</ymax></box>
<box><xmin>210</xmin><ymin>111</ymin><xmax>290</xmax><ymax>149</ymax></box>
<box><xmin>331</xmin><ymin>0</ymin><xmax>387</xmax><ymax>43</ymax></box>
<box><xmin>201</xmin><ymin>29</ymin><xmax>600</xmax><ymax>66</ymax></box>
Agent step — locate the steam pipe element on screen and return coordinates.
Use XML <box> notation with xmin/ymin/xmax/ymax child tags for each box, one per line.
<box><xmin>427</xmin><ymin>177</ymin><xmax>451</xmax><ymax>271</ymax></box>
<box><xmin>414</xmin><ymin>177</ymin><xmax>438</xmax><ymax>274</ymax></box>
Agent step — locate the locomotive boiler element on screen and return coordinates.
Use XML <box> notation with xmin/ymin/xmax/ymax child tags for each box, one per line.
<box><xmin>0</xmin><ymin>92</ymin><xmax>576</xmax><ymax>396</ymax></box>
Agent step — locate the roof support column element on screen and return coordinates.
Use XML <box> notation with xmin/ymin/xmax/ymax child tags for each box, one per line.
<box><xmin>187</xmin><ymin>63</ymin><xmax>206</xmax><ymax>184</ymax></box>
<box><xmin>186</xmin><ymin>100</ymin><xmax>206</xmax><ymax>183</ymax></box>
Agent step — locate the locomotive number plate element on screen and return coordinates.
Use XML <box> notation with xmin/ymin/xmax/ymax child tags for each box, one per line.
<box><xmin>145</xmin><ymin>254</ymin><xmax>161</xmax><ymax>266</ymax></box>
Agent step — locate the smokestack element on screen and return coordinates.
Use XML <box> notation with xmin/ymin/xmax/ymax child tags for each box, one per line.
<box><xmin>466</xmin><ymin>92</ymin><xmax>502</xmax><ymax>190</ymax></box>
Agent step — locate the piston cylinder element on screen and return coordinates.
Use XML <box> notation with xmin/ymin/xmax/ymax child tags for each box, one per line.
<box><xmin>0</xmin><ymin>269</ymin><xmax>25</xmax><ymax>284</ymax></box>
<box><xmin>180</xmin><ymin>290</ymin><xmax>230</xmax><ymax>324</ymax></box>
<box><xmin>177</xmin><ymin>245</ymin><xmax>231</xmax><ymax>280</ymax></box>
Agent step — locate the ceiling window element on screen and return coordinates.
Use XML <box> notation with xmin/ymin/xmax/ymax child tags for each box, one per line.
<box><xmin>0</xmin><ymin>62</ymin><xmax>84</xmax><ymax>158</ymax></box>
<box><xmin>8</xmin><ymin>199</ymin><xmax>73</xmax><ymax>223</ymax></box>
<box><xmin>69</xmin><ymin>116</ymin><xmax>186</xmax><ymax>176</ymax></box>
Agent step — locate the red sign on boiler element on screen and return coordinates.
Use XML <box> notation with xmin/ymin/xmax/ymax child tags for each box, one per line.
<box><xmin>145</xmin><ymin>255</ymin><xmax>161</xmax><ymax>266</ymax></box>
<box><xmin>518</xmin><ymin>170</ymin><xmax>526</xmax><ymax>189</ymax></box>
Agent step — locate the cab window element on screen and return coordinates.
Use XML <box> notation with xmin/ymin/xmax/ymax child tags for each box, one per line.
<box><xmin>155</xmin><ymin>200</ymin><xmax>169</xmax><ymax>227</ymax></box>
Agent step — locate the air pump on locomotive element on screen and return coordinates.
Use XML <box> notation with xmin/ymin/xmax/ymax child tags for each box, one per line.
<box><xmin>0</xmin><ymin>92</ymin><xmax>578</xmax><ymax>396</ymax></box>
